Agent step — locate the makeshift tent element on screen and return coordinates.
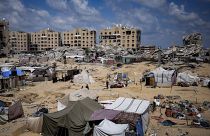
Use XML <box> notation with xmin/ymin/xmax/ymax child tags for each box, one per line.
<box><xmin>146</xmin><ymin>67</ymin><xmax>176</xmax><ymax>87</ymax></box>
<box><xmin>90</xmin><ymin>109</ymin><xmax>121</xmax><ymax>121</ymax></box>
<box><xmin>27</xmin><ymin>116</ymin><xmax>43</xmax><ymax>133</ymax></box>
<box><xmin>42</xmin><ymin>98</ymin><xmax>102</xmax><ymax>136</ymax></box>
<box><xmin>105</xmin><ymin>97</ymin><xmax>150</xmax><ymax>133</ymax></box>
<box><xmin>93</xmin><ymin>119</ymin><xmax>128</xmax><ymax>136</ymax></box>
<box><xmin>177</xmin><ymin>71</ymin><xmax>200</xmax><ymax>85</ymax></box>
<box><xmin>8</xmin><ymin>101</ymin><xmax>24</xmax><ymax>121</ymax></box>
<box><xmin>73</xmin><ymin>70</ymin><xmax>95</xmax><ymax>84</ymax></box>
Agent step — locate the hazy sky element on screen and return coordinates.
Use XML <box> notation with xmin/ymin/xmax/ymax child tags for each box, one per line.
<box><xmin>0</xmin><ymin>0</ymin><xmax>210</xmax><ymax>48</ymax></box>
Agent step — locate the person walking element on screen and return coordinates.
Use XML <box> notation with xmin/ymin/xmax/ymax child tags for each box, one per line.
<box><xmin>86</xmin><ymin>84</ymin><xmax>89</xmax><ymax>90</ymax></box>
<box><xmin>106</xmin><ymin>80</ymin><xmax>109</xmax><ymax>89</ymax></box>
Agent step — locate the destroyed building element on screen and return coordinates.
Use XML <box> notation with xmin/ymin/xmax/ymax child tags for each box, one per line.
<box><xmin>99</xmin><ymin>25</ymin><xmax>141</xmax><ymax>50</ymax></box>
<box><xmin>0</xmin><ymin>18</ymin><xmax>10</xmax><ymax>56</ymax></box>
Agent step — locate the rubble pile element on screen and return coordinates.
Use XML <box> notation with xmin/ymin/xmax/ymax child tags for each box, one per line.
<box><xmin>43</xmin><ymin>46</ymin><xmax>85</xmax><ymax>61</ymax></box>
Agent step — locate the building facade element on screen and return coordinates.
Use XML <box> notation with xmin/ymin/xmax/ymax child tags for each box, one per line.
<box><xmin>9</xmin><ymin>31</ymin><xmax>30</xmax><ymax>53</ymax></box>
<box><xmin>0</xmin><ymin>19</ymin><xmax>10</xmax><ymax>55</ymax></box>
<box><xmin>63</xmin><ymin>28</ymin><xmax>96</xmax><ymax>48</ymax></box>
<box><xmin>99</xmin><ymin>25</ymin><xmax>141</xmax><ymax>49</ymax></box>
<box><xmin>30</xmin><ymin>28</ymin><xmax>61</xmax><ymax>52</ymax></box>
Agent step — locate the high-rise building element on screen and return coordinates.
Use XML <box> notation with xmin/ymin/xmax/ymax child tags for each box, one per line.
<box><xmin>99</xmin><ymin>25</ymin><xmax>141</xmax><ymax>49</ymax></box>
<box><xmin>9</xmin><ymin>31</ymin><xmax>30</xmax><ymax>53</ymax></box>
<box><xmin>63</xmin><ymin>28</ymin><xmax>96</xmax><ymax>48</ymax></box>
<box><xmin>0</xmin><ymin>18</ymin><xmax>10</xmax><ymax>55</ymax></box>
<box><xmin>30</xmin><ymin>28</ymin><xmax>61</xmax><ymax>52</ymax></box>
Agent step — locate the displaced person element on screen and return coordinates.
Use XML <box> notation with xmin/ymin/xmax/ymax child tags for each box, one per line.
<box><xmin>152</xmin><ymin>101</ymin><xmax>156</xmax><ymax>112</ymax></box>
<box><xmin>86</xmin><ymin>84</ymin><xmax>89</xmax><ymax>90</ymax></box>
<box><xmin>95</xmin><ymin>96</ymin><xmax>99</xmax><ymax>102</ymax></box>
<box><xmin>106</xmin><ymin>80</ymin><xmax>109</xmax><ymax>89</ymax></box>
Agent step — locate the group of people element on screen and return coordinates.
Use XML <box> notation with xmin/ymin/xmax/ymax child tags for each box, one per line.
<box><xmin>81</xmin><ymin>84</ymin><xmax>89</xmax><ymax>90</ymax></box>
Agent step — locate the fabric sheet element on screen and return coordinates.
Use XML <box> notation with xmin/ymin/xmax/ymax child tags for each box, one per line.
<box><xmin>90</xmin><ymin>109</ymin><xmax>121</xmax><ymax>121</ymax></box>
<box><xmin>93</xmin><ymin>119</ymin><xmax>128</xmax><ymax>136</ymax></box>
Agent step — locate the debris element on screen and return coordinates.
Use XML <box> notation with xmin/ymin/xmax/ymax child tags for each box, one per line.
<box><xmin>161</xmin><ymin>120</ymin><xmax>176</xmax><ymax>126</ymax></box>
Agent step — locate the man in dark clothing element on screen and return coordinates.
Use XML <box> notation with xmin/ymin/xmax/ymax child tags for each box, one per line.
<box><xmin>106</xmin><ymin>80</ymin><xmax>109</xmax><ymax>89</ymax></box>
<box><xmin>86</xmin><ymin>84</ymin><xmax>89</xmax><ymax>90</ymax></box>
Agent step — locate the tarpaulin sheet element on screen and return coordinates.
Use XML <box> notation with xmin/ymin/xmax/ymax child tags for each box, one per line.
<box><xmin>90</xmin><ymin>109</ymin><xmax>121</xmax><ymax>121</ymax></box>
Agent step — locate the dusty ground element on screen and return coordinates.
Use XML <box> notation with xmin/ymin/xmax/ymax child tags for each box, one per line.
<box><xmin>0</xmin><ymin>61</ymin><xmax>210</xmax><ymax>136</ymax></box>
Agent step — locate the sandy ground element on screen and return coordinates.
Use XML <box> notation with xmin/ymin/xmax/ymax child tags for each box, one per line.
<box><xmin>0</xmin><ymin>61</ymin><xmax>210</xmax><ymax>136</ymax></box>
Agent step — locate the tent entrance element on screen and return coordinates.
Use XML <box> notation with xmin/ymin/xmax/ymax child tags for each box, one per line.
<box><xmin>55</xmin><ymin>127</ymin><xmax>69</xmax><ymax>136</ymax></box>
<box><xmin>145</xmin><ymin>77</ymin><xmax>155</xmax><ymax>86</ymax></box>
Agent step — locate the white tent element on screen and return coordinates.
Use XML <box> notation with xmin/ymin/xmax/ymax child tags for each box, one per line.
<box><xmin>105</xmin><ymin>97</ymin><xmax>150</xmax><ymax>133</ymax></box>
<box><xmin>151</xmin><ymin>67</ymin><xmax>176</xmax><ymax>87</ymax></box>
<box><xmin>93</xmin><ymin>119</ymin><xmax>128</xmax><ymax>136</ymax></box>
<box><xmin>177</xmin><ymin>71</ymin><xmax>200</xmax><ymax>85</ymax></box>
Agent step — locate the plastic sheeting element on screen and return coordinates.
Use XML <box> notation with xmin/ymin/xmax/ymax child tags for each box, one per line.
<box><xmin>93</xmin><ymin>119</ymin><xmax>128</xmax><ymax>136</ymax></box>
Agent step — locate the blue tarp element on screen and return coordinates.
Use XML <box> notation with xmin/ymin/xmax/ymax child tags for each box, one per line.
<box><xmin>1</xmin><ymin>69</ymin><xmax>24</xmax><ymax>78</ymax></box>
<box><xmin>2</xmin><ymin>71</ymin><xmax>11</xmax><ymax>78</ymax></box>
<box><xmin>136</xmin><ymin>118</ymin><xmax>144</xmax><ymax>136</ymax></box>
<box><xmin>16</xmin><ymin>69</ymin><xmax>24</xmax><ymax>76</ymax></box>
<box><xmin>122</xmin><ymin>73</ymin><xmax>127</xmax><ymax>79</ymax></box>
